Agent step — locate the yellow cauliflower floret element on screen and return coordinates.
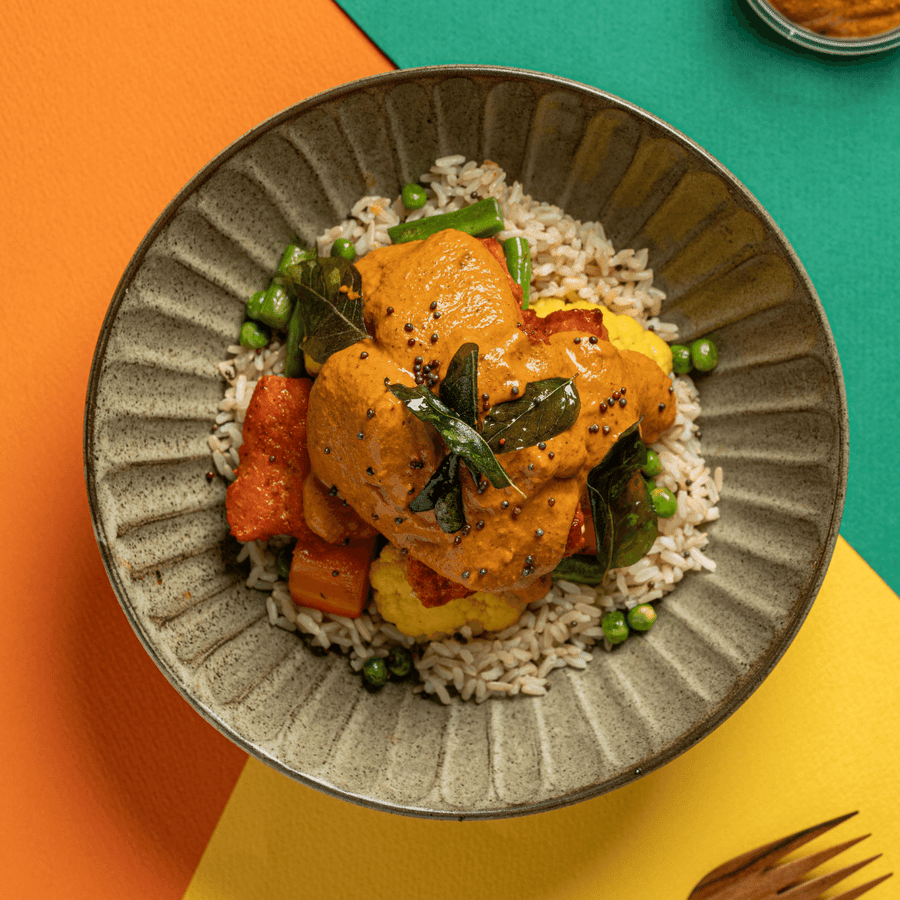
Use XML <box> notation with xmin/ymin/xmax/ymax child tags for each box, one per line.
<box><xmin>530</xmin><ymin>295</ymin><xmax>672</xmax><ymax>374</ymax></box>
<box><xmin>369</xmin><ymin>545</ymin><xmax>527</xmax><ymax>640</ymax></box>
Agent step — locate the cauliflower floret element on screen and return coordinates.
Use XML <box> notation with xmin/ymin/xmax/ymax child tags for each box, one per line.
<box><xmin>531</xmin><ymin>296</ymin><xmax>673</xmax><ymax>374</ymax></box>
<box><xmin>370</xmin><ymin>545</ymin><xmax>528</xmax><ymax>640</ymax></box>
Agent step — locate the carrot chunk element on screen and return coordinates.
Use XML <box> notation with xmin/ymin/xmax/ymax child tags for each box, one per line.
<box><xmin>225</xmin><ymin>376</ymin><xmax>312</xmax><ymax>542</ymax></box>
<box><xmin>288</xmin><ymin>532</ymin><xmax>377</xmax><ymax>618</ymax></box>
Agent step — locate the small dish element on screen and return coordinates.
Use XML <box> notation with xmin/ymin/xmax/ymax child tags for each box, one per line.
<box><xmin>746</xmin><ymin>0</ymin><xmax>900</xmax><ymax>55</ymax></box>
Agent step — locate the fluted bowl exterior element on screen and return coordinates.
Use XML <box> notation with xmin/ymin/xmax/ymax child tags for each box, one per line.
<box><xmin>84</xmin><ymin>66</ymin><xmax>847</xmax><ymax>817</ymax></box>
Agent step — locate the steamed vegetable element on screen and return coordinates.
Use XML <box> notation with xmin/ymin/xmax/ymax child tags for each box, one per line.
<box><xmin>502</xmin><ymin>236</ymin><xmax>532</xmax><ymax>309</ymax></box>
<box><xmin>288</xmin><ymin>533</ymin><xmax>377</xmax><ymax>618</ymax></box>
<box><xmin>257</xmin><ymin>280</ymin><xmax>293</xmax><ymax>330</ymax></box>
<box><xmin>690</xmin><ymin>337</ymin><xmax>718</xmax><ymax>372</ymax></box>
<box><xmin>627</xmin><ymin>603</ymin><xmax>657</xmax><ymax>631</ymax></box>
<box><xmin>601</xmin><ymin>610</ymin><xmax>629</xmax><ymax>644</ymax></box>
<box><xmin>330</xmin><ymin>237</ymin><xmax>357</xmax><ymax>261</ymax></box>
<box><xmin>387</xmin><ymin>197</ymin><xmax>504</xmax><ymax>244</ymax></box>
<box><xmin>401</xmin><ymin>183</ymin><xmax>428</xmax><ymax>210</ymax></box>
<box><xmin>239</xmin><ymin>319</ymin><xmax>270</xmax><ymax>349</ymax></box>
<box><xmin>362</xmin><ymin>655</ymin><xmax>389</xmax><ymax>688</ymax></box>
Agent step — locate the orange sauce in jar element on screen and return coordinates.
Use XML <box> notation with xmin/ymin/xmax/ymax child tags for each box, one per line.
<box><xmin>767</xmin><ymin>0</ymin><xmax>900</xmax><ymax>37</ymax></box>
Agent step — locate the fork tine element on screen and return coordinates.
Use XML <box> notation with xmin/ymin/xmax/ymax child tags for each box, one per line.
<box><xmin>831</xmin><ymin>872</ymin><xmax>894</xmax><ymax>900</ymax></box>
<box><xmin>755</xmin><ymin>835</ymin><xmax>870</xmax><ymax>893</ymax></box>
<box><xmin>778</xmin><ymin>855</ymin><xmax>885</xmax><ymax>900</ymax></box>
<box><xmin>690</xmin><ymin>812</ymin><xmax>860</xmax><ymax>899</ymax></box>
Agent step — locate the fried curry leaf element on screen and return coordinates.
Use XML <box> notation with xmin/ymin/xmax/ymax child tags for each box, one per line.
<box><xmin>433</xmin><ymin>458</ymin><xmax>465</xmax><ymax>533</ymax></box>
<box><xmin>586</xmin><ymin>422</ymin><xmax>658</xmax><ymax>581</ymax></box>
<box><xmin>609</xmin><ymin>472</ymin><xmax>658</xmax><ymax>569</ymax></box>
<box><xmin>439</xmin><ymin>342</ymin><xmax>479</xmax><ymax>427</ymax></box>
<box><xmin>283</xmin><ymin>257</ymin><xmax>368</xmax><ymax>364</ymax></box>
<box><xmin>408</xmin><ymin>452</ymin><xmax>466</xmax><ymax>532</ymax></box>
<box><xmin>388</xmin><ymin>383</ymin><xmax>523</xmax><ymax>496</ymax></box>
<box><xmin>481</xmin><ymin>376</ymin><xmax>581</xmax><ymax>453</ymax></box>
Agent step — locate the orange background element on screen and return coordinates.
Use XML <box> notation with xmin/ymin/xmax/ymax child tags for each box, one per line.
<box><xmin>0</xmin><ymin>2</ymin><xmax>390</xmax><ymax>896</ymax></box>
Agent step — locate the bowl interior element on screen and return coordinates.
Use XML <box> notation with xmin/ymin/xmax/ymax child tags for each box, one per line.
<box><xmin>84</xmin><ymin>66</ymin><xmax>847</xmax><ymax>818</ymax></box>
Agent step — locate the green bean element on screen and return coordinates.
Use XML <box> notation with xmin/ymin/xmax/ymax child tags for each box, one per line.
<box><xmin>283</xmin><ymin>298</ymin><xmax>305</xmax><ymax>378</ymax></box>
<box><xmin>503</xmin><ymin>236</ymin><xmax>532</xmax><ymax>309</ymax></box>
<box><xmin>388</xmin><ymin>198</ymin><xmax>505</xmax><ymax>244</ymax></box>
<box><xmin>256</xmin><ymin>280</ymin><xmax>294</xmax><ymax>330</ymax></box>
<box><xmin>278</xmin><ymin>243</ymin><xmax>315</xmax><ymax>274</ymax></box>
<box><xmin>239</xmin><ymin>319</ymin><xmax>270</xmax><ymax>349</ymax></box>
<box><xmin>401</xmin><ymin>183</ymin><xmax>428</xmax><ymax>210</ymax></box>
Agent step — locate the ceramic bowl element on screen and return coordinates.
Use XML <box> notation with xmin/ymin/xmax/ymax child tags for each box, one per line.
<box><xmin>84</xmin><ymin>65</ymin><xmax>847</xmax><ymax>818</ymax></box>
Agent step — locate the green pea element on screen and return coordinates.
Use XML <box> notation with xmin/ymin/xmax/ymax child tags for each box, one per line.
<box><xmin>401</xmin><ymin>182</ymin><xmax>428</xmax><ymax>210</ymax></box>
<box><xmin>671</xmin><ymin>344</ymin><xmax>692</xmax><ymax>375</ymax></box>
<box><xmin>239</xmin><ymin>319</ymin><xmax>270</xmax><ymax>349</ymax></box>
<box><xmin>644</xmin><ymin>478</ymin><xmax>657</xmax><ymax>493</ymax></box>
<box><xmin>274</xmin><ymin>545</ymin><xmax>294</xmax><ymax>581</ymax></box>
<box><xmin>627</xmin><ymin>603</ymin><xmax>657</xmax><ymax>631</ymax></box>
<box><xmin>386</xmin><ymin>646</ymin><xmax>413</xmax><ymax>678</ymax></box>
<box><xmin>362</xmin><ymin>655</ymin><xmax>389</xmax><ymax>688</ymax></box>
<box><xmin>690</xmin><ymin>337</ymin><xmax>719</xmax><ymax>372</ymax></box>
<box><xmin>330</xmin><ymin>238</ymin><xmax>356</xmax><ymax>261</ymax></box>
<box><xmin>246</xmin><ymin>290</ymin><xmax>266</xmax><ymax>321</ymax></box>
<box><xmin>642</xmin><ymin>448</ymin><xmax>663</xmax><ymax>478</ymax></box>
<box><xmin>650</xmin><ymin>485</ymin><xmax>678</xmax><ymax>519</ymax></box>
<box><xmin>601</xmin><ymin>610</ymin><xmax>630</xmax><ymax>645</ymax></box>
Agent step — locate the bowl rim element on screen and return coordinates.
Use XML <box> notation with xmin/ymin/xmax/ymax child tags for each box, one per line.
<box><xmin>745</xmin><ymin>0</ymin><xmax>900</xmax><ymax>55</ymax></box>
<box><xmin>84</xmin><ymin>64</ymin><xmax>849</xmax><ymax>818</ymax></box>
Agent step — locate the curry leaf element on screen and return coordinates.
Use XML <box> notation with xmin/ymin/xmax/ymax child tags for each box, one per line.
<box><xmin>439</xmin><ymin>343</ymin><xmax>479</xmax><ymax>427</ymax></box>
<box><xmin>433</xmin><ymin>459</ymin><xmax>465</xmax><ymax>533</ymax></box>
<box><xmin>585</xmin><ymin>422</ymin><xmax>658</xmax><ymax>582</ymax></box>
<box><xmin>408</xmin><ymin>452</ymin><xmax>466</xmax><ymax>533</ymax></box>
<box><xmin>283</xmin><ymin>257</ymin><xmax>368</xmax><ymax>364</ymax></box>
<box><xmin>388</xmin><ymin>383</ymin><xmax>523</xmax><ymax>496</ymax></box>
<box><xmin>482</xmin><ymin>376</ymin><xmax>581</xmax><ymax>453</ymax></box>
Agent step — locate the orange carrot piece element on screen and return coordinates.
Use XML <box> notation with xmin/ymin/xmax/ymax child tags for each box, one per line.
<box><xmin>288</xmin><ymin>531</ymin><xmax>377</xmax><ymax>619</ymax></box>
<box><xmin>226</xmin><ymin>376</ymin><xmax>311</xmax><ymax>542</ymax></box>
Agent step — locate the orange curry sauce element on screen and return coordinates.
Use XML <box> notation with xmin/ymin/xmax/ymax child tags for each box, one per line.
<box><xmin>305</xmin><ymin>230</ymin><xmax>674</xmax><ymax>597</ymax></box>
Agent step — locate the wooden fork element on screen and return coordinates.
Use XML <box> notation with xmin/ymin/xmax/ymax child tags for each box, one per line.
<box><xmin>688</xmin><ymin>812</ymin><xmax>892</xmax><ymax>900</ymax></box>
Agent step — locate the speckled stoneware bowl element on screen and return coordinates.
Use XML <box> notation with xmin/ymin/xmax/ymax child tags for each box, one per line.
<box><xmin>84</xmin><ymin>65</ymin><xmax>847</xmax><ymax>818</ymax></box>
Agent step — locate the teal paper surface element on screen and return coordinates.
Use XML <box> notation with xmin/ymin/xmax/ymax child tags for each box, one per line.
<box><xmin>336</xmin><ymin>0</ymin><xmax>900</xmax><ymax>590</ymax></box>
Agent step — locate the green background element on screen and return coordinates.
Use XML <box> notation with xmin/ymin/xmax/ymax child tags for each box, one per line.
<box><xmin>337</xmin><ymin>0</ymin><xmax>900</xmax><ymax>590</ymax></box>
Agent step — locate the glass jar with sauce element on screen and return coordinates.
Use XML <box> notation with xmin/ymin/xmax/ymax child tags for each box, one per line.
<box><xmin>746</xmin><ymin>0</ymin><xmax>900</xmax><ymax>54</ymax></box>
